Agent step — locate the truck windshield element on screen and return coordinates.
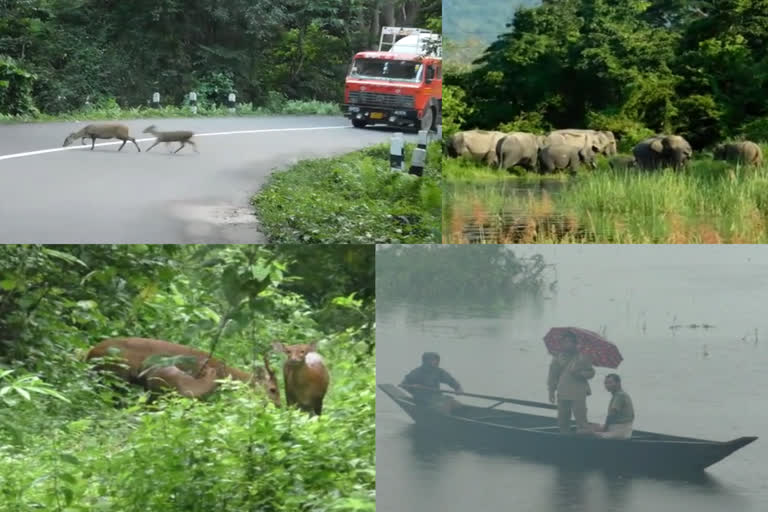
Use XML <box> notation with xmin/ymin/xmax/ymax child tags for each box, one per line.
<box><xmin>349</xmin><ymin>59</ymin><xmax>423</xmax><ymax>82</ymax></box>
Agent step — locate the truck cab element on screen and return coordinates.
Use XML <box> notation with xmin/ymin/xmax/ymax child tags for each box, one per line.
<box><xmin>343</xmin><ymin>27</ymin><xmax>442</xmax><ymax>132</ymax></box>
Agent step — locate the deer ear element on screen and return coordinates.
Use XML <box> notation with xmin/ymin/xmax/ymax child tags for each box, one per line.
<box><xmin>307</xmin><ymin>342</ymin><xmax>317</xmax><ymax>352</ymax></box>
<box><xmin>271</xmin><ymin>341</ymin><xmax>285</xmax><ymax>352</ymax></box>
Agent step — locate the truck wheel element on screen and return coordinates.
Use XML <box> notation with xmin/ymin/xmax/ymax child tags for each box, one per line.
<box><xmin>352</xmin><ymin>119</ymin><xmax>367</xmax><ymax>128</ymax></box>
<box><xmin>419</xmin><ymin>107</ymin><xmax>435</xmax><ymax>132</ymax></box>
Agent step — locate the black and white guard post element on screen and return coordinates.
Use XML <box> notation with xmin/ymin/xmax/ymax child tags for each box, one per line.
<box><xmin>152</xmin><ymin>92</ymin><xmax>160</xmax><ymax>109</ymax></box>
<box><xmin>409</xmin><ymin>130</ymin><xmax>428</xmax><ymax>176</ymax></box>
<box><xmin>228</xmin><ymin>93</ymin><xmax>236</xmax><ymax>113</ymax></box>
<box><xmin>189</xmin><ymin>92</ymin><xmax>198</xmax><ymax>114</ymax></box>
<box><xmin>390</xmin><ymin>133</ymin><xmax>405</xmax><ymax>172</ymax></box>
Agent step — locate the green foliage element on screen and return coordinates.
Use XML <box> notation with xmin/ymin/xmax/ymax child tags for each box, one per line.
<box><xmin>0</xmin><ymin>244</ymin><xmax>375</xmax><ymax>511</ymax></box>
<box><xmin>739</xmin><ymin>117</ymin><xmax>768</xmax><ymax>142</ymax></box>
<box><xmin>0</xmin><ymin>0</ymin><xmax>438</xmax><ymax>115</ymax></box>
<box><xmin>449</xmin><ymin>0</ymin><xmax>768</xmax><ymax>148</ymax></box>
<box><xmin>252</xmin><ymin>142</ymin><xmax>442</xmax><ymax>244</ymax></box>
<box><xmin>0</xmin><ymin>55</ymin><xmax>37</xmax><ymax>115</ymax></box>
<box><xmin>442</xmin><ymin>85</ymin><xmax>474</xmax><ymax>136</ymax></box>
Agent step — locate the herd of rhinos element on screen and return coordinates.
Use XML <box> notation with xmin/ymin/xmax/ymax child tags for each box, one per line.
<box><xmin>446</xmin><ymin>128</ymin><xmax>764</xmax><ymax>172</ymax></box>
<box><xmin>62</xmin><ymin>123</ymin><xmax>198</xmax><ymax>153</ymax></box>
<box><xmin>85</xmin><ymin>337</ymin><xmax>330</xmax><ymax>416</ymax></box>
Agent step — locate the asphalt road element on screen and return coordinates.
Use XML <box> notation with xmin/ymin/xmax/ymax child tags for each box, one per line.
<box><xmin>0</xmin><ymin>116</ymin><xmax>415</xmax><ymax>243</ymax></box>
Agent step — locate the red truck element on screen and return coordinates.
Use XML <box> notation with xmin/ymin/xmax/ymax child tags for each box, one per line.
<box><xmin>343</xmin><ymin>27</ymin><xmax>442</xmax><ymax>132</ymax></box>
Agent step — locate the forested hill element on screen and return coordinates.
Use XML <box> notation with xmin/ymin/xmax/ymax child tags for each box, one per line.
<box><xmin>444</xmin><ymin>0</ymin><xmax>539</xmax><ymax>43</ymax></box>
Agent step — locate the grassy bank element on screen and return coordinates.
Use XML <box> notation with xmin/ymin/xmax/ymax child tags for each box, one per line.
<box><xmin>444</xmin><ymin>151</ymin><xmax>768</xmax><ymax>243</ymax></box>
<box><xmin>253</xmin><ymin>143</ymin><xmax>442</xmax><ymax>243</ymax></box>
<box><xmin>0</xmin><ymin>99</ymin><xmax>341</xmax><ymax>124</ymax></box>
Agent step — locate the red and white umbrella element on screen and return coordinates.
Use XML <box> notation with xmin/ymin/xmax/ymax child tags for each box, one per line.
<box><xmin>543</xmin><ymin>327</ymin><xmax>623</xmax><ymax>368</ymax></box>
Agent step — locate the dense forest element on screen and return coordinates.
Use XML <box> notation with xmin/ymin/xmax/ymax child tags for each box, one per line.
<box><xmin>446</xmin><ymin>0</ymin><xmax>768</xmax><ymax>149</ymax></box>
<box><xmin>0</xmin><ymin>244</ymin><xmax>375</xmax><ymax>511</ymax></box>
<box><xmin>0</xmin><ymin>0</ymin><xmax>440</xmax><ymax>116</ymax></box>
<box><xmin>376</xmin><ymin>245</ymin><xmax>556</xmax><ymax>310</ymax></box>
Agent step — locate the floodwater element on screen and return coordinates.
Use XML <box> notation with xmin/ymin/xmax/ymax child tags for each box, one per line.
<box><xmin>443</xmin><ymin>180</ymin><xmax>573</xmax><ymax>243</ymax></box>
<box><xmin>377</xmin><ymin>245</ymin><xmax>768</xmax><ymax>512</ymax></box>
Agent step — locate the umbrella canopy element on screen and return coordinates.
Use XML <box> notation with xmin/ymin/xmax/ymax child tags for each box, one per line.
<box><xmin>543</xmin><ymin>327</ymin><xmax>623</xmax><ymax>368</ymax></box>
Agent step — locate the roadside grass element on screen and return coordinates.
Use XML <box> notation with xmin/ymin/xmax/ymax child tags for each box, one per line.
<box><xmin>253</xmin><ymin>142</ymin><xmax>442</xmax><ymax>243</ymax></box>
<box><xmin>444</xmin><ymin>150</ymin><xmax>768</xmax><ymax>243</ymax></box>
<box><xmin>0</xmin><ymin>99</ymin><xmax>341</xmax><ymax>124</ymax></box>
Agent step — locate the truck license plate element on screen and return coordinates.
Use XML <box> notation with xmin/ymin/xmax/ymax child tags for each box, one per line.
<box><xmin>370</xmin><ymin>112</ymin><xmax>384</xmax><ymax>119</ymax></box>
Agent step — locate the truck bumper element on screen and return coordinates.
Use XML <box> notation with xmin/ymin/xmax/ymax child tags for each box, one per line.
<box><xmin>343</xmin><ymin>105</ymin><xmax>419</xmax><ymax>126</ymax></box>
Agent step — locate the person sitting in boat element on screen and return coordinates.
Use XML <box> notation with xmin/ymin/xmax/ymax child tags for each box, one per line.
<box><xmin>594</xmin><ymin>374</ymin><xmax>635</xmax><ymax>440</ymax></box>
<box><xmin>400</xmin><ymin>352</ymin><xmax>463</xmax><ymax>414</ymax></box>
<box><xmin>547</xmin><ymin>333</ymin><xmax>596</xmax><ymax>434</ymax></box>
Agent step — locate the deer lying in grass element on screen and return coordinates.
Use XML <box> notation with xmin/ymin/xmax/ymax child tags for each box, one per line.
<box><xmin>86</xmin><ymin>337</ymin><xmax>280</xmax><ymax>404</ymax></box>
<box><xmin>144</xmin><ymin>365</ymin><xmax>219</xmax><ymax>398</ymax></box>
<box><xmin>143</xmin><ymin>125</ymin><xmax>198</xmax><ymax>153</ymax></box>
<box><xmin>62</xmin><ymin>123</ymin><xmax>141</xmax><ymax>152</ymax></box>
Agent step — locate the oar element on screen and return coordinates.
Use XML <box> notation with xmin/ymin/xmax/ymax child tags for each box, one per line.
<box><xmin>403</xmin><ymin>384</ymin><xmax>557</xmax><ymax>410</ymax></box>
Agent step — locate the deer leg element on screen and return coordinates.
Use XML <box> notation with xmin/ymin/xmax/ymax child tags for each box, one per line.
<box><xmin>118</xmin><ymin>139</ymin><xmax>127</xmax><ymax>151</ymax></box>
<box><xmin>313</xmin><ymin>400</ymin><xmax>323</xmax><ymax>416</ymax></box>
<box><xmin>131</xmin><ymin>138</ymin><xmax>141</xmax><ymax>152</ymax></box>
<box><xmin>188</xmin><ymin>140</ymin><xmax>198</xmax><ymax>153</ymax></box>
<box><xmin>145</xmin><ymin>140</ymin><xmax>161</xmax><ymax>152</ymax></box>
<box><xmin>90</xmin><ymin>136</ymin><xmax>96</xmax><ymax>150</ymax></box>
<box><xmin>173</xmin><ymin>142</ymin><xmax>186</xmax><ymax>154</ymax></box>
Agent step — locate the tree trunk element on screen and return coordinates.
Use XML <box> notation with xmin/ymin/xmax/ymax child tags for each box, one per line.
<box><xmin>404</xmin><ymin>0</ymin><xmax>421</xmax><ymax>26</ymax></box>
<box><xmin>382</xmin><ymin>0</ymin><xmax>395</xmax><ymax>27</ymax></box>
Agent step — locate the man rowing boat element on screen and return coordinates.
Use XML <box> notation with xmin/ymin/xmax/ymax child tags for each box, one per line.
<box><xmin>400</xmin><ymin>352</ymin><xmax>463</xmax><ymax>414</ymax></box>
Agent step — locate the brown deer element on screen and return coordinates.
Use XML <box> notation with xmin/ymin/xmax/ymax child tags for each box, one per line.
<box><xmin>272</xmin><ymin>341</ymin><xmax>330</xmax><ymax>416</ymax></box>
<box><xmin>144</xmin><ymin>365</ymin><xmax>219</xmax><ymax>398</ymax></box>
<box><xmin>62</xmin><ymin>124</ymin><xmax>141</xmax><ymax>152</ymax></box>
<box><xmin>143</xmin><ymin>125</ymin><xmax>198</xmax><ymax>153</ymax></box>
<box><xmin>86</xmin><ymin>337</ymin><xmax>280</xmax><ymax>405</ymax></box>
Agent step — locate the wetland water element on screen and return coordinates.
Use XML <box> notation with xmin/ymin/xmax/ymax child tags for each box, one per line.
<box><xmin>377</xmin><ymin>245</ymin><xmax>768</xmax><ymax>512</ymax></box>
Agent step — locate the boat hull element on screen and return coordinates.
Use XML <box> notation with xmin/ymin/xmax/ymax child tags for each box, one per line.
<box><xmin>379</xmin><ymin>384</ymin><xmax>756</xmax><ymax>475</ymax></box>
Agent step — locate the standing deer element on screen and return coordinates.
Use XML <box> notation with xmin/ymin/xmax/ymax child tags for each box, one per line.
<box><xmin>272</xmin><ymin>341</ymin><xmax>330</xmax><ymax>416</ymax></box>
<box><xmin>143</xmin><ymin>125</ymin><xmax>198</xmax><ymax>153</ymax></box>
<box><xmin>62</xmin><ymin>123</ymin><xmax>141</xmax><ymax>152</ymax></box>
<box><xmin>86</xmin><ymin>337</ymin><xmax>280</xmax><ymax>405</ymax></box>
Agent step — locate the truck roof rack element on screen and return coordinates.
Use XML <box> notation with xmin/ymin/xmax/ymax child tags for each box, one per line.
<box><xmin>378</xmin><ymin>26</ymin><xmax>441</xmax><ymax>57</ymax></box>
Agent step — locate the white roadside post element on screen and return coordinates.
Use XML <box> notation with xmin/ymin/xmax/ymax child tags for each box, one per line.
<box><xmin>409</xmin><ymin>129</ymin><xmax>428</xmax><ymax>176</ymax></box>
<box><xmin>189</xmin><ymin>92</ymin><xmax>198</xmax><ymax>114</ymax></box>
<box><xmin>390</xmin><ymin>133</ymin><xmax>405</xmax><ymax>172</ymax></box>
<box><xmin>152</xmin><ymin>92</ymin><xmax>160</xmax><ymax>109</ymax></box>
<box><xmin>228</xmin><ymin>93</ymin><xmax>236</xmax><ymax>113</ymax></box>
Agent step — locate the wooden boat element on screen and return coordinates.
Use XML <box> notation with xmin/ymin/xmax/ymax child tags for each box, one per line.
<box><xmin>379</xmin><ymin>384</ymin><xmax>757</xmax><ymax>474</ymax></box>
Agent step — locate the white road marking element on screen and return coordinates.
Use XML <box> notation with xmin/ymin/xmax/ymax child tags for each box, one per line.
<box><xmin>0</xmin><ymin>125</ymin><xmax>352</xmax><ymax>161</ymax></box>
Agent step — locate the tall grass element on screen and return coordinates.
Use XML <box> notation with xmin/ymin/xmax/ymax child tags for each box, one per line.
<box><xmin>444</xmin><ymin>150</ymin><xmax>768</xmax><ymax>243</ymax></box>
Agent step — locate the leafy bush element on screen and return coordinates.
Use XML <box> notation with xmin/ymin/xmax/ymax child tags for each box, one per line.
<box><xmin>252</xmin><ymin>142</ymin><xmax>442</xmax><ymax>243</ymax></box>
<box><xmin>0</xmin><ymin>245</ymin><xmax>375</xmax><ymax>511</ymax></box>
